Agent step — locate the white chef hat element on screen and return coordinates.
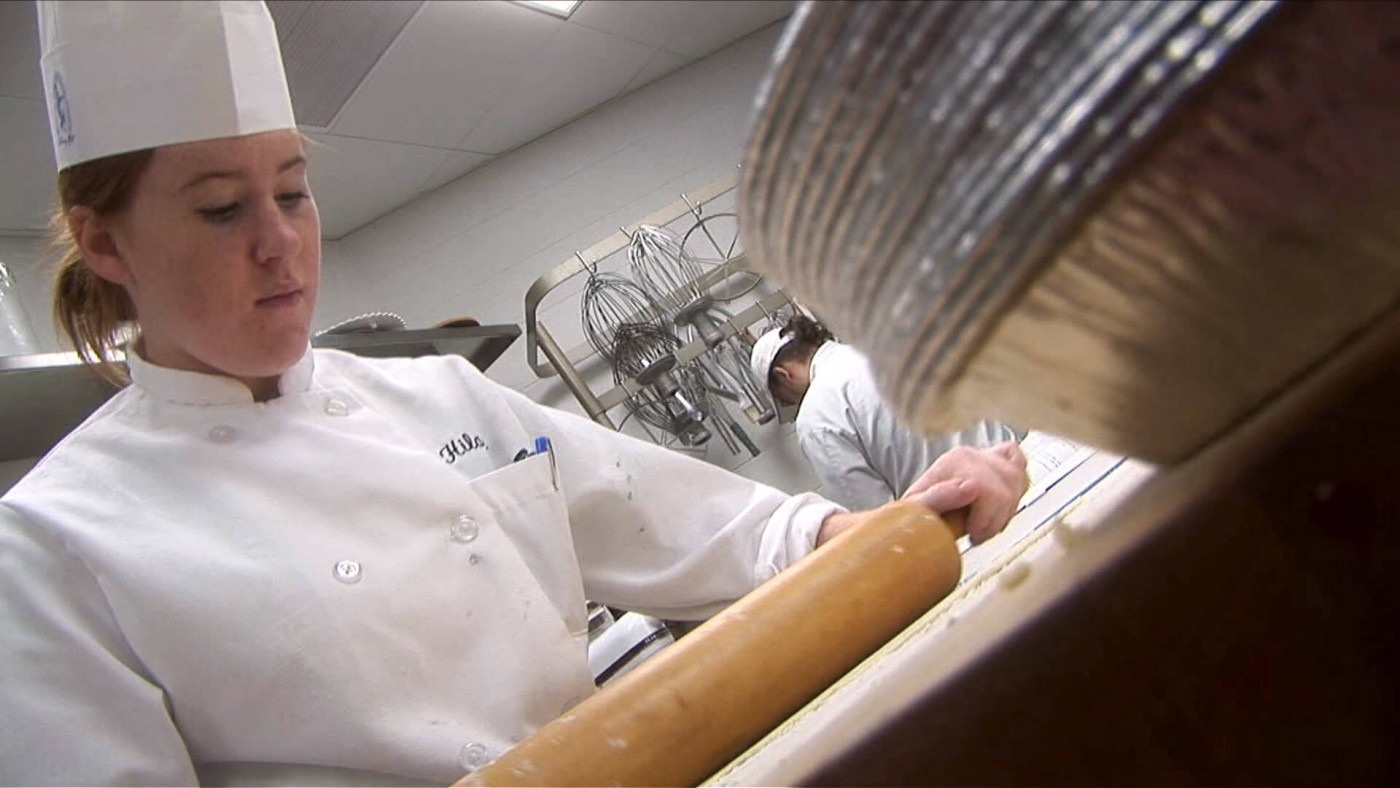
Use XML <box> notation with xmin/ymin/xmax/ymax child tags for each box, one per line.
<box><xmin>749</xmin><ymin>326</ymin><xmax>796</xmax><ymax>388</ymax></box>
<box><xmin>37</xmin><ymin>0</ymin><xmax>296</xmax><ymax>171</ymax></box>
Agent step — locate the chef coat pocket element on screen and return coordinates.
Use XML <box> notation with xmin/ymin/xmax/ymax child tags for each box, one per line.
<box><xmin>464</xmin><ymin>453</ymin><xmax>589</xmax><ymax>639</ymax></box>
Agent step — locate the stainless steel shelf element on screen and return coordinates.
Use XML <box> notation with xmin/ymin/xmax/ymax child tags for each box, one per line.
<box><xmin>310</xmin><ymin>323</ymin><xmax>520</xmax><ymax>368</ymax></box>
<box><xmin>0</xmin><ymin>324</ymin><xmax>520</xmax><ymax>462</ymax></box>
<box><xmin>0</xmin><ymin>351</ymin><xmax>118</xmax><ymax>463</ymax></box>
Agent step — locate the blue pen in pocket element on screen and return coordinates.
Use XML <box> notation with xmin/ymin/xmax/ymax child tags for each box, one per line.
<box><xmin>514</xmin><ymin>437</ymin><xmax>551</xmax><ymax>464</ymax></box>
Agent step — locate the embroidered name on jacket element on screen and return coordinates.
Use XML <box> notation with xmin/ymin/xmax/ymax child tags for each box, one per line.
<box><xmin>440</xmin><ymin>433</ymin><xmax>489</xmax><ymax>464</ymax></box>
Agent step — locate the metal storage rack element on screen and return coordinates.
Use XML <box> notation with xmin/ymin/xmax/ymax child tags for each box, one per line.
<box><xmin>523</xmin><ymin>170</ymin><xmax>797</xmax><ymax>440</ymax></box>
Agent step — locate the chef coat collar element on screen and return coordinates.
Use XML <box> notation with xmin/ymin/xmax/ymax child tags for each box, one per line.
<box><xmin>807</xmin><ymin>341</ymin><xmax>840</xmax><ymax>384</ymax></box>
<box><xmin>126</xmin><ymin>344</ymin><xmax>316</xmax><ymax>405</ymax></box>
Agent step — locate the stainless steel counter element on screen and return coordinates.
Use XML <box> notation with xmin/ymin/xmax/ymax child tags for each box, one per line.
<box><xmin>0</xmin><ymin>323</ymin><xmax>520</xmax><ymax>462</ymax></box>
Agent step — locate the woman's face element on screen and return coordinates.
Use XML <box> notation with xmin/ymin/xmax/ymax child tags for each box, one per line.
<box><xmin>97</xmin><ymin>129</ymin><xmax>320</xmax><ymax>383</ymax></box>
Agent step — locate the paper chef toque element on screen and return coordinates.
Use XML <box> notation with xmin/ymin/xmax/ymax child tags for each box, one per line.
<box><xmin>38</xmin><ymin>0</ymin><xmax>297</xmax><ymax>171</ymax></box>
<box><xmin>749</xmin><ymin>326</ymin><xmax>796</xmax><ymax>386</ymax></box>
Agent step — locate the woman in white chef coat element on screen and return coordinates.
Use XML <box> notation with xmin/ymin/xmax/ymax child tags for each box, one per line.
<box><xmin>751</xmin><ymin>315</ymin><xmax>1023</xmax><ymax>542</ymax></box>
<box><xmin>0</xmin><ymin>2</ymin><xmax>1027</xmax><ymax>785</ymax></box>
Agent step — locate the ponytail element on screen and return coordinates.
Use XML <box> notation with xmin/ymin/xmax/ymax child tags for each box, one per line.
<box><xmin>52</xmin><ymin>244</ymin><xmax>135</xmax><ymax>385</ymax></box>
<box><xmin>48</xmin><ymin>148</ymin><xmax>153</xmax><ymax>386</ymax></box>
<box><xmin>772</xmin><ymin>314</ymin><xmax>834</xmax><ymax>369</ymax></box>
<box><xmin>781</xmin><ymin>314</ymin><xmax>834</xmax><ymax>347</ymax></box>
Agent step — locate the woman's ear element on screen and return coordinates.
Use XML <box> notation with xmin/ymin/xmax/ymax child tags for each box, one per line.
<box><xmin>68</xmin><ymin>206</ymin><xmax>134</xmax><ymax>286</ymax></box>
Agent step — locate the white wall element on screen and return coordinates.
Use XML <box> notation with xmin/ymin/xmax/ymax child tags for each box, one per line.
<box><xmin>315</xmin><ymin>21</ymin><xmax>822</xmax><ymax>497</ymax></box>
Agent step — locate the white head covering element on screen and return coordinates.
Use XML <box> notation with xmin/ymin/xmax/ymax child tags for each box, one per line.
<box><xmin>38</xmin><ymin>0</ymin><xmax>296</xmax><ymax>171</ymax></box>
<box><xmin>749</xmin><ymin>326</ymin><xmax>796</xmax><ymax>388</ymax></box>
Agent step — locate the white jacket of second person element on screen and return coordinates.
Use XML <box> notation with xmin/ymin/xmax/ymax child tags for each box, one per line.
<box><xmin>795</xmin><ymin>342</ymin><xmax>1017</xmax><ymax>511</ymax></box>
<box><xmin>0</xmin><ymin>348</ymin><xmax>841</xmax><ymax>786</ymax></box>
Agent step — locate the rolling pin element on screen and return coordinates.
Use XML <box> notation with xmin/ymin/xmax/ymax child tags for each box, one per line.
<box><xmin>459</xmin><ymin>501</ymin><xmax>965</xmax><ymax>787</ymax></box>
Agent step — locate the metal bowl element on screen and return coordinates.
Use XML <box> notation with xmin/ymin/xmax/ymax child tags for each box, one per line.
<box><xmin>740</xmin><ymin>0</ymin><xmax>1400</xmax><ymax>461</ymax></box>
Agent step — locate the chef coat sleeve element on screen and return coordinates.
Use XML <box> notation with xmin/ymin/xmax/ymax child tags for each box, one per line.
<box><xmin>489</xmin><ymin>384</ymin><xmax>844</xmax><ymax>621</ymax></box>
<box><xmin>797</xmin><ymin>425</ymin><xmax>900</xmax><ymax>513</ymax></box>
<box><xmin>0</xmin><ymin>503</ymin><xmax>197</xmax><ymax>786</ymax></box>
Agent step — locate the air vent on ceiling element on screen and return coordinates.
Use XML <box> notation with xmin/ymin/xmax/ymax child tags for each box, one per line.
<box><xmin>267</xmin><ymin>0</ymin><xmax>424</xmax><ymax>129</ymax></box>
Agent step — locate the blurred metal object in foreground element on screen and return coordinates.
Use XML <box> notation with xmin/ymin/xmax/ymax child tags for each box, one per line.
<box><xmin>740</xmin><ymin>0</ymin><xmax>1400</xmax><ymax>462</ymax></box>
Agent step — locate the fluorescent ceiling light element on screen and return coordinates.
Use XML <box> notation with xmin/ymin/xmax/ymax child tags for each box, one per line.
<box><xmin>510</xmin><ymin>0</ymin><xmax>582</xmax><ymax>18</ymax></box>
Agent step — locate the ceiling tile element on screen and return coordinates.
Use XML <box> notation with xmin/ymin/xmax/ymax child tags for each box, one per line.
<box><xmin>330</xmin><ymin>0</ymin><xmax>562</xmax><ymax>150</ymax></box>
<box><xmin>420</xmin><ymin>149</ymin><xmax>494</xmax><ymax>194</ymax></box>
<box><xmin>267</xmin><ymin>0</ymin><xmax>315</xmax><ymax>41</ymax></box>
<box><xmin>305</xmin><ymin>133</ymin><xmax>452</xmax><ymax>239</ymax></box>
<box><xmin>0</xmin><ymin>98</ymin><xmax>57</xmax><ymax>233</ymax></box>
<box><xmin>621</xmin><ymin>49</ymin><xmax>692</xmax><ymax>93</ymax></box>
<box><xmin>454</xmin><ymin>22</ymin><xmax>656</xmax><ymax>155</ymax></box>
<box><xmin>709</xmin><ymin>19</ymin><xmax>787</xmax><ymax>77</ymax></box>
<box><xmin>271</xmin><ymin>0</ymin><xmax>425</xmax><ymax>128</ymax></box>
<box><xmin>0</xmin><ymin>1</ymin><xmax>42</xmax><ymax>100</ymax></box>
<box><xmin>663</xmin><ymin>0</ymin><xmax>793</xmax><ymax>58</ymax></box>
<box><xmin>568</xmin><ymin>0</ymin><xmax>698</xmax><ymax>48</ymax></box>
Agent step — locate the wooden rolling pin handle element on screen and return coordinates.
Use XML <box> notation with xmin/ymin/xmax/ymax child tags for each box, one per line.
<box><xmin>460</xmin><ymin>500</ymin><xmax>963</xmax><ymax>787</ymax></box>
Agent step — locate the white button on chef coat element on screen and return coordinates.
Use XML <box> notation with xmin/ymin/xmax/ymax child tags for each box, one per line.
<box><xmin>795</xmin><ymin>343</ymin><xmax>1017</xmax><ymax>511</ymax></box>
<box><xmin>458</xmin><ymin>742</ymin><xmax>491</xmax><ymax>772</ymax></box>
<box><xmin>208</xmin><ymin>424</ymin><xmax>237</xmax><ymax>443</ymax></box>
<box><xmin>451</xmin><ymin>514</ymin><xmax>479</xmax><ymax>543</ymax></box>
<box><xmin>0</xmin><ymin>346</ymin><xmax>842</xmax><ymax>785</ymax></box>
<box><xmin>333</xmin><ymin>559</ymin><xmax>363</xmax><ymax>584</ymax></box>
<box><xmin>324</xmin><ymin>397</ymin><xmax>350</xmax><ymax>417</ymax></box>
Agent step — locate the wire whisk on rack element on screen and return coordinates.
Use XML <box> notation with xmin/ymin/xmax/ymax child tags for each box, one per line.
<box><xmin>626</xmin><ymin>224</ymin><xmax>777</xmax><ymax>424</ymax></box>
<box><xmin>580</xmin><ymin>271</ymin><xmax>663</xmax><ymax>363</ymax></box>
<box><xmin>628</xmin><ymin>225</ymin><xmax>707</xmax><ymax>320</ymax></box>
<box><xmin>611</xmin><ymin>322</ymin><xmax>713</xmax><ymax>447</ymax></box>
<box><xmin>610</xmin><ymin>322</ymin><xmax>681</xmax><ymax>387</ymax></box>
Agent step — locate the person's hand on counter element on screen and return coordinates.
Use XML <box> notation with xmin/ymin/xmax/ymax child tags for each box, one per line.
<box><xmin>905</xmin><ymin>442</ymin><xmax>1029</xmax><ymax>545</ymax></box>
<box><xmin>816</xmin><ymin>442</ymin><xmax>1029</xmax><ymax>548</ymax></box>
